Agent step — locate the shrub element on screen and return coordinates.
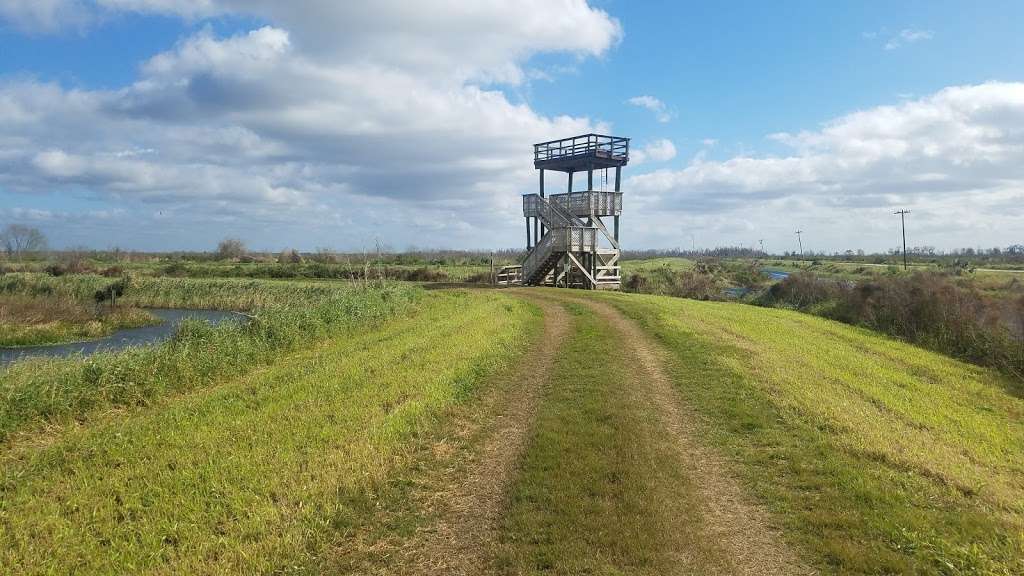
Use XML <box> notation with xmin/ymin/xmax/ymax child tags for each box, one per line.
<box><xmin>162</xmin><ymin>262</ymin><xmax>189</xmax><ymax>277</ymax></box>
<box><xmin>398</xmin><ymin>267</ymin><xmax>449</xmax><ymax>282</ymax></box>
<box><xmin>100</xmin><ymin>265</ymin><xmax>124</xmax><ymax>277</ymax></box>
<box><xmin>216</xmin><ymin>238</ymin><xmax>247</xmax><ymax>261</ymax></box>
<box><xmin>624</xmin><ymin>268</ymin><xmax>719</xmax><ymax>300</ymax></box>
<box><xmin>761</xmin><ymin>272</ymin><xmax>840</xmax><ymax>309</ymax></box>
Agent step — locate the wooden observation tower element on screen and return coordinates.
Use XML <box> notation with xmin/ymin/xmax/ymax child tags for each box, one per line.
<box><xmin>501</xmin><ymin>134</ymin><xmax>629</xmax><ymax>289</ymax></box>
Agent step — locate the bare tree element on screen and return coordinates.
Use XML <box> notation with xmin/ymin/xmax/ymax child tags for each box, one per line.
<box><xmin>1</xmin><ymin>224</ymin><xmax>48</xmax><ymax>260</ymax></box>
<box><xmin>215</xmin><ymin>237</ymin><xmax>247</xmax><ymax>260</ymax></box>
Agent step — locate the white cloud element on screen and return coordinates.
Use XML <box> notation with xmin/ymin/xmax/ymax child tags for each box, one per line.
<box><xmin>0</xmin><ymin>2</ymin><xmax>621</xmax><ymax>249</ymax></box>
<box><xmin>628</xmin><ymin>82</ymin><xmax>1024</xmax><ymax>250</ymax></box>
<box><xmin>871</xmin><ymin>27</ymin><xmax>935</xmax><ymax>50</ymax></box>
<box><xmin>631</xmin><ymin>139</ymin><xmax>677</xmax><ymax>164</ymax></box>
<box><xmin>627</xmin><ymin>95</ymin><xmax>674</xmax><ymax>123</ymax></box>
<box><xmin>0</xmin><ymin>0</ymin><xmax>91</xmax><ymax>33</ymax></box>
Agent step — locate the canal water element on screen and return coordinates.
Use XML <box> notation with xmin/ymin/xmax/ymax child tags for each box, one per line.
<box><xmin>1</xmin><ymin>309</ymin><xmax>246</xmax><ymax>365</ymax></box>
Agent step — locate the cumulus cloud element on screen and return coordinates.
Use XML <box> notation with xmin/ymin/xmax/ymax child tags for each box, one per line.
<box><xmin>631</xmin><ymin>139</ymin><xmax>677</xmax><ymax>164</ymax></box>
<box><xmin>627</xmin><ymin>95</ymin><xmax>673</xmax><ymax>123</ymax></box>
<box><xmin>0</xmin><ymin>2</ymin><xmax>621</xmax><ymax>249</ymax></box>
<box><xmin>627</xmin><ymin>82</ymin><xmax>1024</xmax><ymax>250</ymax></box>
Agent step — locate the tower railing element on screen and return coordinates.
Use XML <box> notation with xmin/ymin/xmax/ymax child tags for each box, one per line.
<box><xmin>548</xmin><ymin>190</ymin><xmax>622</xmax><ymax>217</ymax></box>
<box><xmin>533</xmin><ymin>134</ymin><xmax>629</xmax><ymax>164</ymax></box>
<box><xmin>523</xmin><ymin>193</ymin><xmax>587</xmax><ymax>229</ymax></box>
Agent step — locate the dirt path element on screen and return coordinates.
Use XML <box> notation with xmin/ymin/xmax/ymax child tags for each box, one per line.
<box><xmin>399</xmin><ymin>293</ymin><xmax>570</xmax><ymax>574</ymax></box>
<box><xmin>566</xmin><ymin>295</ymin><xmax>813</xmax><ymax>576</ymax></box>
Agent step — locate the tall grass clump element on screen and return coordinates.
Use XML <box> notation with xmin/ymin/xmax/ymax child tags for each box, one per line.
<box><xmin>0</xmin><ymin>277</ymin><xmax>421</xmax><ymax>440</ymax></box>
<box><xmin>760</xmin><ymin>271</ymin><xmax>1024</xmax><ymax>382</ymax></box>
<box><xmin>0</xmin><ymin>275</ymin><xmax>159</xmax><ymax>346</ymax></box>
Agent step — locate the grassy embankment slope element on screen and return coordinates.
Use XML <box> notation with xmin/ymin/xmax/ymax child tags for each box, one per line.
<box><xmin>0</xmin><ymin>276</ymin><xmax>421</xmax><ymax>441</ymax></box>
<box><xmin>0</xmin><ymin>287</ymin><xmax>541</xmax><ymax>574</ymax></box>
<box><xmin>3</xmin><ymin>277</ymin><xmax>1023</xmax><ymax>574</ymax></box>
<box><xmin>595</xmin><ymin>291</ymin><xmax>1024</xmax><ymax>574</ymax></box>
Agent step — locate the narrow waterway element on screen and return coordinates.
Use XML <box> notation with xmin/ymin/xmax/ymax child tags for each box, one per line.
<box><xmin>1</xmin><ymin>309</ymin><xmax>246</xmax><ymax>365</ymax></box>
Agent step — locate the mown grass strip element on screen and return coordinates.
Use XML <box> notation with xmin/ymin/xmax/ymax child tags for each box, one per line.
<box><xmin>0</xmin><ymin>290</ymin><xmax>539</xmax><ymax>575</ymax></box>
<box><xmin>595</xmin><ymin>292</ymin><xmax>1024</xmax><ymax>575</ymax></box>
<box><xmin>495</xmin><ymin>302</ymin><xmax>734</xmax><ymax>575</ymax></box>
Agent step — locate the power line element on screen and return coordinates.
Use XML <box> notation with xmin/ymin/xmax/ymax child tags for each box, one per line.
<box><xmin>894</xmin><ymin>209</ymin><xmax>910</xmax><ymax>270</ymax></box>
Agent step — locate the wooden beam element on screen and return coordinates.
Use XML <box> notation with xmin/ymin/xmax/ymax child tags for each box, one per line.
<box><xmin>566</xmin><ymin>252</ymin><xmax>598</xmax><ymax>288</ymax></box>
<box><xmin>592</xmin><ymin>217</ymin><xmax>620</xmax><ymax>249</ymax></box>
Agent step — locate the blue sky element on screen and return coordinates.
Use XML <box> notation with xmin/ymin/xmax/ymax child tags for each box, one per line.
<box><xmin>1</xmin><ymin>1</ymin><xmax>1022</xmax><ymax>253</ymax></box>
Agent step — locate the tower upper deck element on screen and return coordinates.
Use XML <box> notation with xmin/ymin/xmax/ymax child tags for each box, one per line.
<box><xmin>533</xmin><ymin>133</ymin><xmax>630</xmax><ymax>172</ymax></box>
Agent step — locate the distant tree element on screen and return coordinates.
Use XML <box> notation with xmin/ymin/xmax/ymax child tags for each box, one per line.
<box><xmin>216</xmin><ymin>237</ymin><xmax>247</xmax><ymax>260</ymax></box>
<box><xmin>278</xmin><ymin>248</ymin><xmax>303</xmax><ymax>264</ymax></box>
<box><xmin>1</xmin><ymin>224</ymin><xmax>48</xmax><ymax>260</ymax></box>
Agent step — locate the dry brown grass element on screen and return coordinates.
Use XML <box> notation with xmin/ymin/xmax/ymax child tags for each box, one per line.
<box><xmin>0</xmin><ymin>294</ymin><xmax>156</xmax><ymax>346</ymax></box>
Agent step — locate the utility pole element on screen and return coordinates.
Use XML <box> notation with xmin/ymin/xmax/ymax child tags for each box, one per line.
<box><xmin>795</xmin><ymin>230</ymin><xmax>804</xmax><ymax>258</ymax></box>
<box><xmin>759</xmin><ymin>239</ymin><xmax>765</xmax><ymax>255</ymax></box>
<box><xmin>894</xmin><ymin>209</ymin><xmax>910</xmax><ymax>270</ymax></box>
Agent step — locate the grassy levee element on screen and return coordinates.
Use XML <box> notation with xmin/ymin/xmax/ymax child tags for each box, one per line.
<box><xmin>0</xmin><ymin>290</ymin><xmax>540</xmax><ymax>574</ymax></box>
<box><xmin>594</xmin><ymin>292</ymin><xmax>1024</xmax><ymax>574</ymax></box>
<box><xmin>0</xmin><ymin>276</ymin><xmax>420</xmax><ymax>441</ymax></box>
<box><xmin>495</xmin><ymin>301</ymin><xmax>735</xmax><ymax>574</ymax></box>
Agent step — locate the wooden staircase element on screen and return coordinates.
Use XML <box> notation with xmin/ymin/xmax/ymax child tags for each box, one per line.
<box><xmin>518</xmin><ymin>194</ymin><xmax>618</xmax><ymax>289</ymax></box>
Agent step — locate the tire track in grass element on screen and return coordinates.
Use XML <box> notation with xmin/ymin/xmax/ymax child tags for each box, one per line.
<box><xmin>576</xmin><ymin>296</ymin><xmax>813</xmax><ymax>576</ymax></box>
<box><xmin>494</xmin><ymin>294</ymin><xmax>737</xmax><ymax>575</ymax></box>
<box><xmin>392</xmin><ymin>292</ymin><xmax>570</xmax><ymax>574</ymax></box>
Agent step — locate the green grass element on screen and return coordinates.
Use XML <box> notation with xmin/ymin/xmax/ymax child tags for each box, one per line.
<box><xmin>620</xmin><ymin>257</ymin><xmax>695</xmax><ymax>274</ymax></box>
<box><xmin>0</xmin><ymin>290</ymin><xmax>540</xmax><ymax>574</ymax></box>
<box><xmin>495</xmin><ymin>301</ymin><xmax>734</xmax><ymax>574</ymax></box>
<box><xmin>0</xmin><ymin>276</ymin><xmax>420</xmax><ymax>441</ymax></box>
<box><xmin>595</xmin><ymin>291</ymin><xmax>1024</xmax><ymax>574</ymax></box>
